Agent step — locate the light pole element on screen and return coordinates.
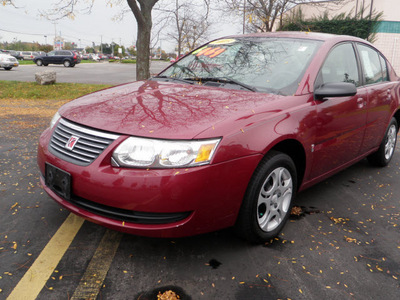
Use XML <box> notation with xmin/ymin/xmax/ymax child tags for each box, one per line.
<box><xmin>243</xmin><ymin>0</ymin><xmax>246</xmax><ymax>34</ymax></box>
<box><xmin>44</xmin><ymin>35</ymin><xmax>47</xmax><ymax>45</ymax></box>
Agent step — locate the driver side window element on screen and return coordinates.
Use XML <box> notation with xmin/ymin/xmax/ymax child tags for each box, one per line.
<box><xmin>316</xmin><ymin>43</ymin><xmax>360</xmax><ymax>89</ymax></box>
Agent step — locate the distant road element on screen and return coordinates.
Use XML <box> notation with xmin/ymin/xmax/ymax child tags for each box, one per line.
<box><xmin>0</xmin><ymin>60</ymin><xmax>170</xmax><ymax>85</ymax></box>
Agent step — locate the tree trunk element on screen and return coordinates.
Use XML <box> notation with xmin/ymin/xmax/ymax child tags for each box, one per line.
<box><xmin>136</xmin><ymin>18</ymin><xmax>152</xmax><ymax>80</ymax></box>
<box><xmin>127</xmin><ymin>0</ymin><xmax>158</xmax><ymax>80</ymax></box>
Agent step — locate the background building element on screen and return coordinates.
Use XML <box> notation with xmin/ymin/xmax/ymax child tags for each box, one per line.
<box><xmin>287</xmin><ymin>0</ymin><xmax>400</xmax><ymax>73</ymax></box>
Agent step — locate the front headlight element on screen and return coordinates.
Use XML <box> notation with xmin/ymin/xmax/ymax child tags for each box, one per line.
<box><xmin>50</xmin><ymin>111</ymin><xmax>61</xmax><ymax>129</ymax></box>
<box><xmin>112</xmin><ymin>137</ymin><xmax>221</xmax><ymax>168</ymax></box>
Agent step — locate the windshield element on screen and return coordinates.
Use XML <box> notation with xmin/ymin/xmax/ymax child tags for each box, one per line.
<box><xmin>159</xmin><ymin>37</ymin><xmax>322</xmax><ymax>95</ymax></box>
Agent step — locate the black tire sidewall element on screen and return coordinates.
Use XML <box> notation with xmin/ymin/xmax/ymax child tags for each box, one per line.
<box><xmin>368</xmin><ymin>118</ymin><xmax>398</xmax><ymax>167</ymax></box>
<box><xmin>236</xmin><ymin>151</ymin><xmax>297</xmax><ymax>243</ymax></box>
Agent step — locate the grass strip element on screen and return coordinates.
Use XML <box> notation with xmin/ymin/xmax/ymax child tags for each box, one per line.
<box><xmin>0</xmin><ymin>80</ymin><xmax>112</xmax><ymax>100</ymax></box>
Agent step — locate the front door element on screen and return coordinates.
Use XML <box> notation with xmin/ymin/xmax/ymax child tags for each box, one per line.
<box><xmin>310</xmin><ymin>42</ymin><xmax>368</xmax><ymax>178</ymax></box>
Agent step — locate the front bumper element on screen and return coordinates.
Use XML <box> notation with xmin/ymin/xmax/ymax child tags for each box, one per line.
<box><xmin>0</xmin><ymin>62</ymin><xmax>18</xmax><ymax>68</ymax></box>
<box><xmin>38</xmin><ymin>126</ymin><xmax>261</xmax><ymax>238</ymax></box>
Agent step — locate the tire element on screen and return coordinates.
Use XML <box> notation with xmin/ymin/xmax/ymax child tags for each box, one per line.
<box><xmin>4</xmin><ymin>67</ymin><xmax>12</xmax><ymax>70</ymax></box>
<box><xmin>36</xmin><ymin>59</ymin><xmax>43</xmax><ymax>66</ymax></box>
<box><xmin>367</xmin><ymin>118</ymin><xmax>398</xmax><ymax>167</ymax></box>
<box><xmin>43</xmin><ymin>63</ymin><xmax>48</xmax><ymax>66</ymax></box>
<box><xmin>235</xmin><ymin>151</ymin><xmax>297</xmax><ymax>243</ymax></box>
<box><xmin>63</xmin><ymin>60</ymin><xmax>71</xmax><ymax>67</ymax></box>
<box><xmin>70</xmin><ymin>63</ymin><xmax>75</xmax><ymax>67</ymax></box>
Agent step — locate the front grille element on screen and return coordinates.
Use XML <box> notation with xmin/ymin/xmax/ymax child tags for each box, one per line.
<box><xmin>49</xmin><ymin>118</ymin><xmax>119</xmax><ymax>166</ymax></box>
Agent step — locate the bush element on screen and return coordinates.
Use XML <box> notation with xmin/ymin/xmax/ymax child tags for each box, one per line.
<box><xmin>280</xmin><ymin>9</ymin><xmax>383</xmax><ymax>42</ymax></box>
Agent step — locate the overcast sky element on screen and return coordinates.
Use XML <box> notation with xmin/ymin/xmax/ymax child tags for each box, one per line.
<box><xmin>0</xmin><ymin>0</ymin><xmax>241</xmax><ymax>52</ymax></box>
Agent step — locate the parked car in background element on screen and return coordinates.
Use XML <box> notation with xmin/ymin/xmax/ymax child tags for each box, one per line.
<box><xmin>19</xmin><ymin>51</ymin><xmax>39</xmax><ymax>60</ymax></box>
<box><xmin>34</xmin><ymin>50</ymin><xmax>81</xmax><ymax>67</ymax></box>
<box><xmin>0</xmin><ymin>53</ymin><xmax>19</xmax><ymax>70</ymax></box>
<box><xmin>7</xmin><ymin>50</ymin><xmax>23</xmax><ymax>60</ymax></box>
<box><xmin>89</xmin><ymin>54</ymin><xmax>100</xmax><ymax>61</ymax></box>
<box><xmin>1</xmin><ymin>50</ymin><xmax>23</xmax><ymax>60</ymax></box>
<box><xmin>38</xmin><ymin>32</ymin><xmax>400</xmax><ymax>243</ymax></box>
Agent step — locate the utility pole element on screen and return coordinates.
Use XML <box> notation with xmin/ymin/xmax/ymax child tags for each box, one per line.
<box><xmin>243</xmin><ymin>0</ymin><xmax>246</xmax><ymax>34</ymax></box>
<box><xmin>101</xmin><ymin>35</ymin><xmax>103</xmax><ymax>54</ymax></box>
<box><xmin>52</xmin><ymin>22</ymin><xmax>58</xmax><ymax>49</ymax></box>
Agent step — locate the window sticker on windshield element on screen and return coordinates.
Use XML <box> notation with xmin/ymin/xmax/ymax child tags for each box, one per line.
<box><xmin>298</xmin><ymin>46</ymin><xmax>308</xmax><ymax>52</ymax></box>
<box><xmin>192</xmin><ymin>46</ymin><xmax>207</xmax><ymax>55</ymax></box>
<box><xmin>209</xmin><ymin>39</ymin><xmax>236</xmax><ymax>45</ymax></box>
<box><xmin>195</xmin><ymin>46</ymin><xmax>226</xmax><ymax>58</ymax></box>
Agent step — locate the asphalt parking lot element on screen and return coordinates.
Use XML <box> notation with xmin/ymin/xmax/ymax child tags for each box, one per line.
<box><xmin>0</xmin><ymin>61</ymin><xmax>170</xmax><ymax>84</ymax></box>
<box><xmin>0</xmin><ymin>65</ymin><xmax>400</xmax><ymax>299</ymax></box>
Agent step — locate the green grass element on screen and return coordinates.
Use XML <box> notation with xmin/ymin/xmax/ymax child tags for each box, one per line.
<box><xmin>18</xmin><ymin>60</ymin><xmax>35</xmax><ymax>65</ymax></box>
<box><xmin>0</xmin><ymin>81</ymin><xmax>112</xmax><ymax>100</ymax></box>
<box><xmin>120</xmin><ymin>59</ymin><xmax>137</xmax><ymax>64</ymax></box>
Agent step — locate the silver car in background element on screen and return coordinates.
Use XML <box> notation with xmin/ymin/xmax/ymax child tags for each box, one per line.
<box><xmin>0</xmin><ymin>53</ymin><xmax>19</xmax><ymax>70</ymax></box>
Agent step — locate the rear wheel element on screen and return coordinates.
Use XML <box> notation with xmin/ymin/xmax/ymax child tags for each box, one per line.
<box><xmin>36</xmin><ymin>59</ymin><xmax>43</xmax><ymax>66</ymax></box>
<box><xmin>367</xmin><ymin>118</ymin><xmax>398</xmax><ymax>167</ymax></box>
<box><xmin>63</xmin><ymin>60</ymin><xmax>71</xmax><ymax>67</ymax></box>
<box><xmin>235</xmin><ymin>151</ymin><xmax>297</xmax><ymax>243</ymax></box>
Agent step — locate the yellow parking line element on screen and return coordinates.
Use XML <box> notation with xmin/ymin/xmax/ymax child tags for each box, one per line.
<box><xmin>71</xmin><ymin>229</ymin><xmax>123</xmax><ymax>300</ymax></box>
<box><xmin>7</xmin><ymin>213</ymin><xmax>84</xmax><ymax>300</ymax></box>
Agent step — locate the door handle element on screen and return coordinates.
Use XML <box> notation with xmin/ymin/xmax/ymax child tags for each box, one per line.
<box><xmin>357</xmin><ymin>98</ymin><xmax>365</xmax><ymax>108</ymax></box>
<box><xmin>387</xmin><ymin>89</ymin><xmax>392</xmax><ymax>101</ymax></box>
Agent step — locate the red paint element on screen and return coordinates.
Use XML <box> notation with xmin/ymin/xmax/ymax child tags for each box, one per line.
<box><xmin>38</xmin><ymin>32</ymin><xmax>400</xmax><ymax>238</ymax></box>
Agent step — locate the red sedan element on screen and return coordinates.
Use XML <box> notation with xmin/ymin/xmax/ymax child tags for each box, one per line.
<box><xmin>38</xmin><ymin>32</ymin><xmax>400</xmax><ymax>243</ymax></box>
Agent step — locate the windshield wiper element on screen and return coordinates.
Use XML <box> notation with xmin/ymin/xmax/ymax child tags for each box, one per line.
<box><xmin>152</xmin><ymin>75</ymin><xmax>194</xmax><ymax>85</ymax></box>
<box><xmin>192</xmin><ymin>77</ymin><xmax>258</xmax><ymax>92</ymax></box>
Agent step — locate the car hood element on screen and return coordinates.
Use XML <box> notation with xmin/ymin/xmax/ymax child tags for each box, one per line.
<box><xmin>59</xmin><ymin>80</ymin><xmax>284</xmax><ymax>139</ymax></box>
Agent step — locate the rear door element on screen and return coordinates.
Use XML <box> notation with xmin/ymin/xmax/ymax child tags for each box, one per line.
<box><xmin>310</xmin><ymin>42</ymin><xmax>368</xmax><ymax>178</ymax></box>
<box><xmin>356</xmin><ymin>43</ymin><xmax>397</xmax><ymax>153</ymax></box>
<box><xmin>55</xmin><ymin>51</ymin><xmax>64</xmax><ymax>64</ymax></box>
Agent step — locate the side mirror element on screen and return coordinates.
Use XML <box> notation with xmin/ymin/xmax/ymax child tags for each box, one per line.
<box><xmin>314</xmin><ymin>82</ymin><xmax>357</xmax><ymax>101</ymax></box>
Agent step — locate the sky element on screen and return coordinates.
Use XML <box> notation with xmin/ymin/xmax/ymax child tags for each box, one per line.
<box><xmin>0</xmin><ymin>0</ymin><xmax>241</xmax><ymax>52</ymax></box>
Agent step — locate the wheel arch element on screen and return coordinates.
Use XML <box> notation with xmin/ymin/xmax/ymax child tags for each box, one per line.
<box><xmin>393</xmin><ymin>109</ymin><xmax>400</xmax><ymax>132</ymax></box>
<box><xmin>269</xmin><ymin>139</ymin><xmax>306</xmax><ymax>191</ymax></box>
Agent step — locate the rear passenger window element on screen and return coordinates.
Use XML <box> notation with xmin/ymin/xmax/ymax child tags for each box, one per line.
<box><xmin>357</xmin><ymin>44</ymin><xmax>385</xmax><ymax>84</ymax></box>
<box><xmin>317</xmin><ymin>43</ymin><xmax>360</xmax><ymax>88</ymax></box>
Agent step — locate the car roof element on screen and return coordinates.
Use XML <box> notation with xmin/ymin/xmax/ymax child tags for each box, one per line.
<box><xmin>225</xmin><ymin>31</ymin><xmax>367</xmax><ymax>44</ymax></box>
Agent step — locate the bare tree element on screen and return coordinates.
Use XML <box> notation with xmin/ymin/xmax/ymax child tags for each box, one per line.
<box><xmin>158</xmin><ymin>0</ymin><xmax>212</xmax><ymax>57</ymax></box>
<box><xmin>219</xmin><ymin>0</ymin><xmax>350</xmax><ymax>33</ymax></box>
<box><xmin>127</xmin><ymin>0</ymin><xmax>159</xmax><ymax>80</ymax></box>
<box><xmin>41</xmin><ymin>0</ymin><xmax>159</xmax><ymax>80</ymax></box>
<box><xmin>1</xmin><ymin>0</ymin><xmax>18</xmax><ymax>7</ymax></box>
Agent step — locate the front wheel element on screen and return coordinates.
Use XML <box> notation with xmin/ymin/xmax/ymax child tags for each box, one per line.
<box><xmin>36</xmin><ymin>59</ymin><xmax>43</xmax><ymax>66</ymax></box>
<box><xmin>367</xmin><ymin>118</ymin><xmax>398</xmax><ymax>167</ymax></box>
<box><xmin>235</xmin><ymin>151</ymin><xmax>297</xmax><ymax>243</ymax></box>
